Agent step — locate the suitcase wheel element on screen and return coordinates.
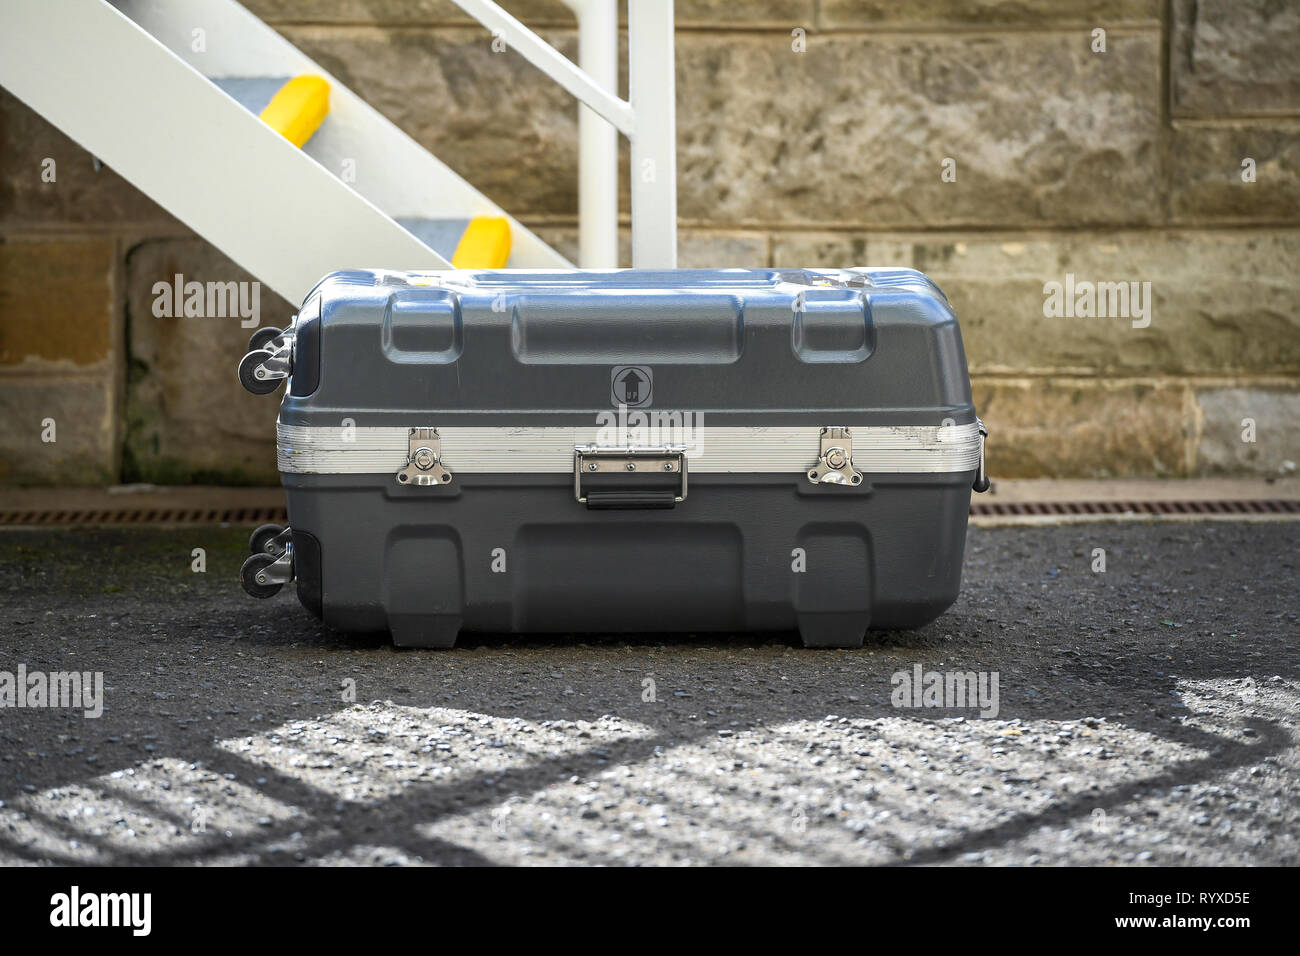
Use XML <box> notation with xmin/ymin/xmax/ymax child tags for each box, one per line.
<box><xmin>249</xmin><ymin>523</ymin><xmax>288</xmax><ymax>556</ymax></box>
<box><xmin>240</xmin><ymin>552</ymin><xmax>284</xmax><ymax>598</ymax></box>
<box><xmin>238</xmin><ymin>349</ymin><xmax>283</xmax><ymax>395</ymax></box>
<box><xmin>247</xmin><ymin>326</ymin><xmax>285</xmax><ymax>353</ymax></box>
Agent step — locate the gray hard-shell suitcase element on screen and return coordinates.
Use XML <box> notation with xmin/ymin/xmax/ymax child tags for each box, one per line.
<box><xmin>237</xmin><ymin>268</ymin><xmax>989</xmax><ymax>648</ymax></box>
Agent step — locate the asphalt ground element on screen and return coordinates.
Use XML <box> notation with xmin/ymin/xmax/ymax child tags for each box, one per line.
<box><xmin>0</xmin><ymin>520</ymin><xmax>1295</xmax><ymax>865</ymax></box>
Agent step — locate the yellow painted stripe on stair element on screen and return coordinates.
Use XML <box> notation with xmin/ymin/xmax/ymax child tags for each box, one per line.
<box><xmin>451</xmin><ymin>217</ymin><xmax>512</xmax><ymax>268</ymax></box>
<box><xmin>259</xmin><ymin>75</ymin><xmax>330</xmax><ymax>148</ymax></box>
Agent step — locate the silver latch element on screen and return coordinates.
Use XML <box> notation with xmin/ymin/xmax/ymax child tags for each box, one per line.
<box><xmin>807</xmin><ymin>427</ymin><xmax>863</xmax><ymax>486</ymax></box>
<box><xmin>574</xmin><ymin>445</ymin><xmax>687</xmax><ymax>504</ymax></box>
<box><xmin>396</xmin><ymin>428</ymin><xmax>453</xmax><ymax>486</ymax></box>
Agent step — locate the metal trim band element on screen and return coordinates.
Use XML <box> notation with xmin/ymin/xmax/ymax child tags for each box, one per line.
<box><xmin>277</xmin><ymin>423</ymin><xmax>981</xmax><ymax>475</ymax></box>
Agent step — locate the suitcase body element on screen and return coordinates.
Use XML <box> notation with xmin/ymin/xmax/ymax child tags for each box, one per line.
<box><xmin>251</xmin><ymin>268</ymin><xmax>985</xmax><ymax>648</ymax></box>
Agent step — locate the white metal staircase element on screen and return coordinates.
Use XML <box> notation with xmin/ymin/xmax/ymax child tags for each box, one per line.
<box><xmin>0</xmin><ymin>0</ymin><xmax>678</xmax><ymax>305</ymax></box>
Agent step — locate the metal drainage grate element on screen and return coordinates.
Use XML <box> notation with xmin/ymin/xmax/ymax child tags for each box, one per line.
<box><xmin>0</xmin><ymin>499</ymin><xmax>1297</xmax><ymax>527</ymax></box>
<box><xmin>0</xmin><ymin>507</ymin><xmax>288</xmax><ymax>527</ymax></box>
<box><xmin>969</xmin><ymin>499</ymin><xmax>1300</xmax><ymax>517</ymax></box>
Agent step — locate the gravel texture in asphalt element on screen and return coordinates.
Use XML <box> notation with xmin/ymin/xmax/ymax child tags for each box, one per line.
<box><xmin>0</xmin><ymin>521</ymin><xmax>1295</xmax><ymax>866</ymax></box>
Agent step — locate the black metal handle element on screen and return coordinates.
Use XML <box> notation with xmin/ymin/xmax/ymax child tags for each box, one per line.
<box><xmin>583</xmin><ymin>490</ymin><xmax>679</xmax><ymax>510</ymax></box>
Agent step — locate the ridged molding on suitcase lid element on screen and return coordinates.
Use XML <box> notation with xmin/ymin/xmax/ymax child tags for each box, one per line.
<box><xmin>273</xmin><ymin>268</ymin><xmax>985</xmax><ymax>492</ymax></box>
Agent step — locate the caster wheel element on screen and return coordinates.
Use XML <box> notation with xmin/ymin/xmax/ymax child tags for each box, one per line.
<box><xmin>249</xmin><ymin>523</ymin><xmax>286</xmax><ymax>556</ymax></box>
<box><xmin>240</xmin><ymin>553</ymin><xmax>283</xmax><ymax>598</ymax></box>
<box><xmin>247</xmin><ymin>327</ymin><xmax>284</xmax><ymax>353</ymax></box>
<box><xmin>238</xmin><ymin>349</ymin><xmax>280</xmax><ymax>395</ymax></box>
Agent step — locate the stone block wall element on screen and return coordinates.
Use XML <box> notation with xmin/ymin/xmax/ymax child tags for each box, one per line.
<box><xmin>1</xmin><ymin>0</ymin><xmax>1296</xmax><ymax>484</ymax></box>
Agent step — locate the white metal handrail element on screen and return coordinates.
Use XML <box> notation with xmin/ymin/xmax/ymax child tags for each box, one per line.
<box><xmin>571</xmin><ymin>0</ymin><xmax>618</xmax><ymax>270</ymax></box>
<box><xmin>449</xmin><ymin>0</ymin><xmax>678</xmax><ymax>269</ymax></box>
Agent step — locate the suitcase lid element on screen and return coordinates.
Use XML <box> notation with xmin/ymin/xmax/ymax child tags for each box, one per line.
<box><xmin>280</xmin><ymin>268</ymin><xmax>974</xmax><ymax>428</ymax></box>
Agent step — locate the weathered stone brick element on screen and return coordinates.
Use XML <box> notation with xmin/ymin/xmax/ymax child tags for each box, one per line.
<box><xmin>820</xmin><ymin>0</ymin><xmax>1159</xmax><ymax>28</ymax></box>
<box><xmin>973</xmin><ymin>378</ymin><xmax>1192</xmax><ymax>478</ymax></box>
<box><xmin>248</xmin><ymin>0</ymin><xmax>575</xmax><ymax>26</ymax></box>
<box><xmin>1172</xmin><ymin>0</ymin><xmax>1300</xmax><ymax>116</ymax></box>
<box><xmin>1195</xmin><ymin>387</ymin><xmax>1300</xmax><ymax>476</ymax></box>
<box><xmin>675</xmin><ymin>231</ymin><xmax>769</xmax><ymax>267</ymax></box>
<box><xmin>677</xmin><ymin>32</ymin><xmax>1161</xmax><ymax>228</ymax></box>
<box><xmin>123</xmin><ymin>239</ymin><xmax>293</xmax><ymax>485</ymax></box>
<box><xmin>1171</xmin><ymin>123</ymin><xmax>1300</xmax><ymax>223</ymax></box>
<box><xmin>674</xmin><ymin>1</ymin><xmax>813</xmax><ymax>25</ymax></box>
<box><xmin>771</xmin><ymin>232</ymin><xmax>884</xmax><ymax>267</ymax></box>
<box><xmin>0</xmin><ymin>238</ymin><xmax>116</xmax><ymax>368</ymax></box>
<box><xmin>865</xmin><ymin>231</ymin><xmax>1300</xmax><ymax>376</ymax></box>
<box><xmin>248</xmin><ymin>0</ymin><xmax>811</xmax><ymax>27</ymax></box>
<box><xmin>531</xmin><ymin>226</ymin><xmax>767</xmax><ymax>267</ymax></box>
<box><xmin>0</xmin><ymin>377</ymin><xmax>117</xmax><ymax>486</ymax></box>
